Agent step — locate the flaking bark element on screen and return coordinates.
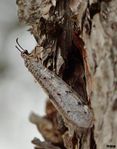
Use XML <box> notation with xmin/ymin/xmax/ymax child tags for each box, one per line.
<box><xmin>16</xmin><ymin>0</ymin><xmax>117</xmax><ymax>149</ymax></box>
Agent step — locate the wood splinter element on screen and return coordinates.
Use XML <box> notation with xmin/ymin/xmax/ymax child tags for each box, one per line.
<box><xmin>16</xmin><ymin>38</ymin><xmax>94</xmax><ymax>129</ymax></box>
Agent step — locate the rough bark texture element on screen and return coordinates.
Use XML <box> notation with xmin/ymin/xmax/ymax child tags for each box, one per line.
<box><xmin>16</xmin><ymin>0</ymin><xmax>117</xmax><ymax>149</ymax></box>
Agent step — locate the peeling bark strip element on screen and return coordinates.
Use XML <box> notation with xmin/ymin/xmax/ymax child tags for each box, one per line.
<box><xmin>32</xmin><ymin>137</ymin><xmax>61</xmax><ymax>149</ymax></box>
<box><xmin>16</xmin><ymin>44</ymin><xmax>94</xmax><ymax>128</ymax></box>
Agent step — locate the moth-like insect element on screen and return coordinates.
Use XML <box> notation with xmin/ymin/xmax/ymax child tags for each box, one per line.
<box><xmin>16</xmin><ymin>38</ymin><xmax>94</xmax><ymax>128</ymax></box>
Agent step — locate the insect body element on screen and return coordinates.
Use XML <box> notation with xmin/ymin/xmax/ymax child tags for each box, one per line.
<box><xmin>16</xmin><ymin>38</ymin><xmax>94</xmax><ymax>128</ymax></box>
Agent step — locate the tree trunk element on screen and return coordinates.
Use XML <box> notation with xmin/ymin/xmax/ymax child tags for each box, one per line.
<box><xmin>16</xmin><ymin>0</ymin><xmax>117</xmax><ymax>149</ymax></box>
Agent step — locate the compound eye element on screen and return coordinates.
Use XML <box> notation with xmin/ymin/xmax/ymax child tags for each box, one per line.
<box><xmin>23</xmin><ymin>50</ymin><xmax>29</xmax><ymax>55</ymax></box>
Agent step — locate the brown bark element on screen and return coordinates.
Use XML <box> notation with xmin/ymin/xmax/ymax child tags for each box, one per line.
<box><xmin>16</xmin><ymin>0</ymin><xmax>117</xmax><ymax>149</ymax></box>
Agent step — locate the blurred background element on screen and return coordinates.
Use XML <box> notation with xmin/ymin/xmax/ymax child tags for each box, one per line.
<box><xmin>0</xmin><ymin>0</ymin><xmax>47</xmax><ymax>148</ymax></box>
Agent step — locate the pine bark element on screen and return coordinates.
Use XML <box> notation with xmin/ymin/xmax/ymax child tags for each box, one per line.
<box><xmin>16</xmin><ymin>0</ymin><xmax>117</xmax><ymax>149</ymax></box>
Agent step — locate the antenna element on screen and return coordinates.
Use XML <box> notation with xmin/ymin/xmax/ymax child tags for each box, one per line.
<box><xmin>16</xmin><ymin>38</ymin><xmax>29</xmax><ymax>54</ymax></box>
<box><xmin>15</xmin><ymin>45</ymin><xmax>22</xmax><ymax>52</ymax></box>
<box><xmin>16</xmin><ymin>38</ymin><xmax>25</xmax><ymax>52</ymax></box>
